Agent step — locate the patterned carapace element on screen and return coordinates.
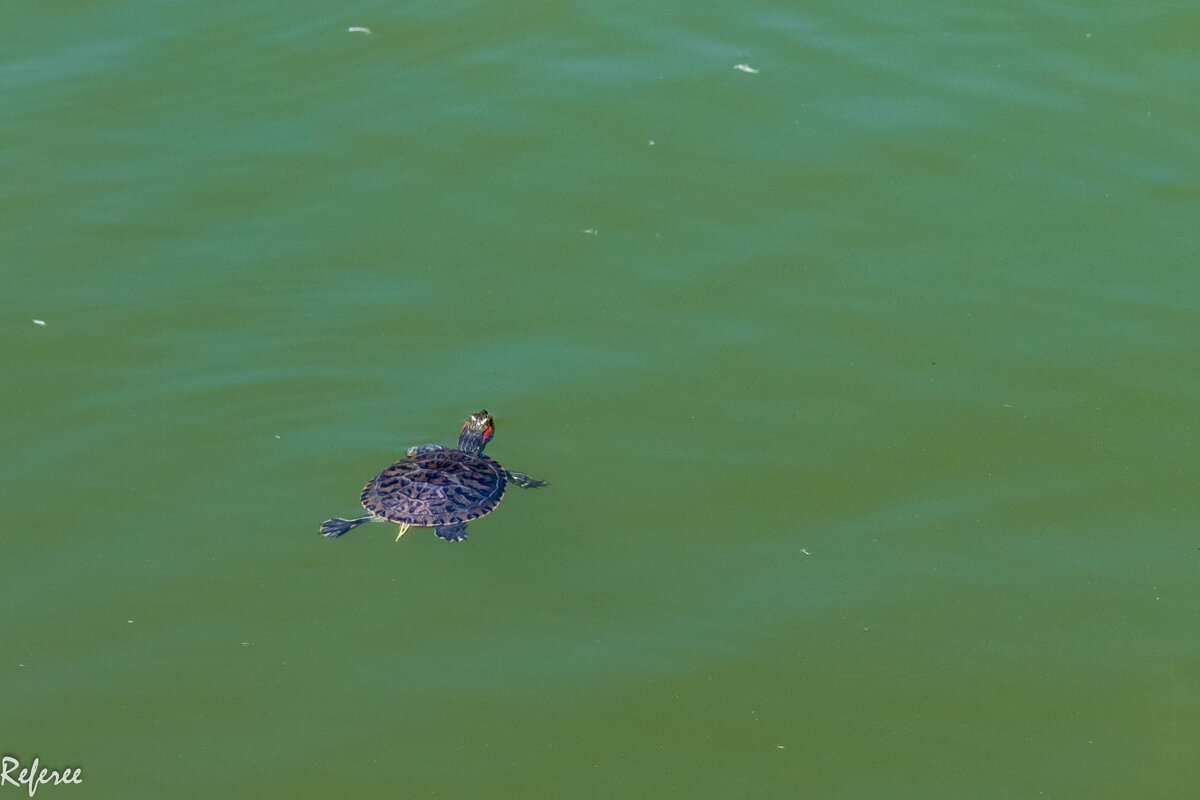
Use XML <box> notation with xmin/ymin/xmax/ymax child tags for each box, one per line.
<box><xmin>362</xmin><ymin>450</ymin><xmax>506</xmax><ymax>527</ymax></box>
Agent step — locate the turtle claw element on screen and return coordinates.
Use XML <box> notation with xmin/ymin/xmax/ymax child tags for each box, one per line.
<box><xmin>320</xmin><ymin>514</ymin><xmax>374</xmax><ymax>538</ymax></box>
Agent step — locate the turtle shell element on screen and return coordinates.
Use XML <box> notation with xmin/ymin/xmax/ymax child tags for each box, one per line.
<box><xmin>361</xmin><ymin>450</ymin><xmax>507</xmax><ymax>527</ymax></box>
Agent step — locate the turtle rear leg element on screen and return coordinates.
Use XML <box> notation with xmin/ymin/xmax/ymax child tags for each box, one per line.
<box><xmin>506</xmin><ymin>471</ymin><xmax>548</xmax><ymax>488</ymax></box>
<box><xmin>435</xmin><ymin>523</ymin><xmax>468</xmax><ymax>542</ymax></box>
<box><xmin>320</xmin><ymin>513</ymin><xmax>375</xmax><ymax>538</ymax></box>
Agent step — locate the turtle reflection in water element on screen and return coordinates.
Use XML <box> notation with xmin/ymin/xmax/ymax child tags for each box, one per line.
<box><xmin>320</xmin><ymin>410</ymin><xmax>548</xmax><ymax>543</ymax></box>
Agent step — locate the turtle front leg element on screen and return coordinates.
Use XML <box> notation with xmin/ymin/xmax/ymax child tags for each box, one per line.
<box><xmin>394</xmin><ymin>522</ymin><xmax>412</xmax><ymax>542</ymax></box>
<box><xmin>406</xmin><ymin>444</ymin><xmax>446</xmax><ymax>457</ymax></box>
<box><xmin>506</xmin><ymin>471</ymin><xmax>548</xmax><ymax>488</ymax></box>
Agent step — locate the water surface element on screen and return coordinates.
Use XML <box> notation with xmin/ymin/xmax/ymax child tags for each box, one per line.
<box><xmin>2</xmin><ymin>1</ymin><xmax>1197</xmax><ymax>797</ymax></box>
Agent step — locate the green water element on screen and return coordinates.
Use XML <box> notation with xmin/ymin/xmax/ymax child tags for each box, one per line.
<box><xmin>3</xmin><ymin>1</ymin><xmax>1197</xmax><ymax>797</ymax></box>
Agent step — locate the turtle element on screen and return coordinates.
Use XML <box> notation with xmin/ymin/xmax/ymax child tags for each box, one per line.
<box><xmin>320</xmin><ymin>409</ymin><xmax>547</xmax><ymax>543</ymax></box>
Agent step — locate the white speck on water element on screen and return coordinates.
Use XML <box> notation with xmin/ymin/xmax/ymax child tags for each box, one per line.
<box><xmin>648</xmin><ymin>140</ymin><xmax>655</xmax><ymax>145</ymax></box>
<box><xmin>127</xmin><ymin>619</ymin><xmax>134</xmax><ymax>623</ymax></box>
<box><xmin>348</xmin><ymin>26</ymin><xmax>371</xmax><ymax>34</ymax></box>
<box><xmin>583</xmin><ymin>229</ymin><xmax>597</xmax><ymax>235</ymax></box>
<box><xmin>33</xmin><ymin>319</ymin><xmax>46</xmax><ymax>326</ymax></box>
<box><xmin>734</xmin><ymin>64</ymin><xmax>759</xmax><ymax>74</ymax></box>
<box><xmin>800</xmin><ymin>548</ymin><xmax>810</xmax><ymax>555</ymax></box>
<box><xmin>776</xmin><ymin>745</ymin><xmax>785</xmax><ymax>749</ymax></box>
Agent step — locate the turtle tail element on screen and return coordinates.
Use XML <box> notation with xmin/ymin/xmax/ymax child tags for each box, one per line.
<box><xmin>320</xmin><ymin>514</ymin><xmax>374</xmax><ymax>538</ymax></box>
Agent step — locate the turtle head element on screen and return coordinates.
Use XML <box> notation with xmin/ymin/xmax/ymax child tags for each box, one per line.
<box><xmin>457</xmin><ymin>410</ymin><xmax>494</xmax><ymax>454</ymax></box>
